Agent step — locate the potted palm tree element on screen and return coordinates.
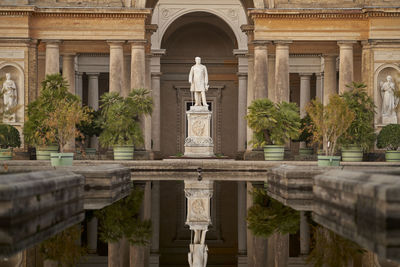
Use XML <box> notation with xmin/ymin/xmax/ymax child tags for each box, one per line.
<box><xmin>377</xmin><ymin>124</ymin><xmax>400</xmax><ymax>162</ymax></box>
<box><xmin>306</xmin><ymin>95</ymin><xmax>355</xmax><ymax>166</ymax></box>
<box><xmin>339</xmin><ymin>82</ymin><xmax>376</xmax><ymax>162</ymax></box>
<box><xmin>0</xmin><ymin>124</ymin><xmax>21</xmax><ymax>160</ymax></box>
<box><xmin>246</xmin><ymin>98</ymin><xmax>301</xmax><ymax>161</ymax></box>
<box><xmin>99</xmin><ymin>89</ymin><xmax>152</xmax><ymax>160</ymax></box>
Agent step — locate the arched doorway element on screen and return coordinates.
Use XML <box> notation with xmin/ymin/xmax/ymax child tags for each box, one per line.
<box><xmin>159</xmin><ymin>12</ymin><xmax>241</xmax><ymax>157</ymax></box>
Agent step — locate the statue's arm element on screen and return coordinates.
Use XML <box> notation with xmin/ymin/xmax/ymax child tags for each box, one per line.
<box><xmin>204</xmin><ymin>66</ymin><xmax>208</xmax><ymax>85</ymax></box>
<box><xmin>189</xmin><ymin>67</ymin><xmax>193</xmax><ymax>84</ymax></box>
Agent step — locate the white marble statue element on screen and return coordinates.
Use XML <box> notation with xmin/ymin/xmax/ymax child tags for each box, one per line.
<box><xmin>188</xmin><ymin>229</ymin><xmax>208</xmax><ymax>267</ymax></box>
<box><xmin>2</xmin><ymin>73</ymin><xmax>17</xmax><ymax>122</ymax></box>
<box><xmin>189</xmin><ymin>57</ymin><xmax>209</xmax><ymax>107</ymax></box>
<box><xmin>380</xmin><ymin>75</ymin><xmax>399</xmax><ymax>124</ymax></box>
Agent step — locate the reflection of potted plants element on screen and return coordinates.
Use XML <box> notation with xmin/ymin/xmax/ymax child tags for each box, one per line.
<box><xmin>99</xmin><ymin>89</ymin><xmax>152</xmax><ymax>160</ymax></box>
<box><xmin>24</xmin><ymin>74</ymin><xmax>80</xmax><ymax>160</ymax></box>
<box><xmin>306</xmin><ymin>95</ymin><xmax>355</xmax><ymax>166</ymax></box>
<box><xmin>246</xmin><ymin>99</ymin><xmax>301</xmax><ymax>161</ymax></box>
<box><xmin>76</xmin><ymin>109</ymin><xmax>102</xmax><ymax>158</ymax></box>
<box><xmin>44</xmin><ymin>97</ymin><xmax>90</xmax><ymax>166</ymax></box>
<box><xmin>377</xmin><ymin>124</ymin><xmax>400</xmax><ymax>162</ymax></box>
<box><xmin>0</xmin><ymin>124</ymin><xmax>20</xmax><ymax>160</ymax></box>
<box><xmin>339</xmin><ymin>82</ymin><xmax>376</xmax><ymax>162</ymax></box>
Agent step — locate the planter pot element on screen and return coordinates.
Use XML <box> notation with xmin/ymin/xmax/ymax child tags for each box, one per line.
<box><xmin>318</xmin><ymin>155</ymin><xmax>341</xmax><ymax>167</ymax></box>
<box><xmin>36</xmin><ymin>145</ymin><xmax>58</xmax><ymax>160</ymax></box>
<box><xmin>50</xmin><ymin>152</ymin><xmax>74</xmax><ymax>166</ymax></box>
<box><xmin>113</xmin><ymin>145</ymin><xmax>134</xmax><ymax>160</ymax></box>
<box><xmin>85</xmin><ymin>148</ymin><xmax>97</xmax><ymax>156</ymax></box>
<box><xmin>264</xmin><ymin>145</ymin><xmax>285</xmax><ymax>161</ymax></box>
<box><xmin>0</xmin><ymin>148</ymin><xmax>12</xmax><ymax>160</ymax></box>
<box><xmin>299</xmin><ymin>147</ymin><xmax>313</xmax><ymax>156</ymax></box>
<box><xmin>341</xmin><ymin>145</ymin><xmax>363</xmax><ymax>162</ymax></box>
<box><xmin>385</xmin><ymin>150</ymin><xmax>400</xmax><ymax>162</ymax></box>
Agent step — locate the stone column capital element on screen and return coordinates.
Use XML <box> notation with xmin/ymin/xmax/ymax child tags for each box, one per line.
<box><xmin>75</xmin><ymin>71</ymin><xmax>83</xmax><ymax>76</ymax></box>
<box><xmin>107</xmin><ymin>41</ymin><xmax>125</xmax><ymax>47</ymax></box>
<box><xmin>299</xmin><ymin>73</ymin><xmax>313</xmax><ymax>78</ymax></box>
<box><xmin>237</xmin><ymin>72</ymin><xmax>248</xmax><ymax>78</ymax></box>
<box><xmin>151</xmin><ymin>72</ymin><xmax>162</xmax><ymax>78</ymax></box>
<box><xmin>42</xmin><ymin>39</ymin><xmax>62</xmax><ymax>44</ymax></box>
<box><xmin>87</xmin><ymin>72</ymin><xmax>100</xmax><ymax>77</ymax></box>
<box><xmin>323</xmin><ymin>54</ymin><xmax>337</xmax><ymax>60</ymax></box>
<box><xmin>128</xmin><ymin>39</ymin><xmax>147</xmax><ymax>47</ymax></box>
<box><xmin>337</xmin><ymin>40</ymin><xmax>357</xmax><ymax>48</ymax></box>
<box><xmin>62</xmin><ymin>52</ymin><xmax>76</xmax><ymax>57</ymax></box>
<box><xmin>315</xmin><ymin>72</ymin><xmax>324</xmax><ymax>78</ymax></box>
<box><xmin>274</xmin><ymin>40</ymin><xmax>293</xmax><ymax>46</ymax></box>
<box><xmin>252</xmin><ymin>40</ymin><xmax>271</xmax><ymax>49</ymax></box>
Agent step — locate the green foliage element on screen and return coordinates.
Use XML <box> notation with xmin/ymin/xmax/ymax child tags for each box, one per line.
<box><xmin>94</xmin><ymin>187</ymin><xmax>152</xmax><ymax>246</ymax></box>
<box><xmin>339</xmin><ymin>82</ymin><xmax>376</xmax><ymax>151</ymax></box>
<box><xmin>307</xmin><ymin>225</ymin><xmax>365</xmax><ymax>267</ymax></box>
<box><xmin>306</xmin><ymin>95</ymin><xmax>355</xmax><ymax>156</ymax></box>
<box><xmin>377</xmin><ymin>124</ymin><xmax>400</xmax><ymax>150</ymax></box>
<box><xmin>24</xmin><ymin>74</ymin><xmax>80</xmax><ymax>147</ymax></box>
<box><xmin>77</xmin><ymin>109</ymin><xmax>102</xmax><ymax>139</ymax></box>
<box><xmin>293</xmin><ymin>114</ymin><xmax>314</xmax><ymax>146</ymax></box>
<box><xmin>99</xmin><ymin>89</ymin><xmax>153</xmax><ymax>147</ymax></box>
<box><xmin>247</xmin><ymin>187</ymin><xmax>299</xmax><ymax>238</ymax></box>
<box><xmin>246</xmin><ymin>98</ymin><xmax>301</xmax><ymax>146</ymax></box>
<box><xmin>0</xmin><ymin>124</ymin><xmax>21</xmax><ymax>148</ymax></box>
<box><xmin>40</xmin><ymin>225</ymin><xmax>87</xmax><ymax>267</ymax></box>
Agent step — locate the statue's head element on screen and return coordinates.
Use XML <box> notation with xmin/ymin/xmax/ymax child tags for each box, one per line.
<box><xmin>5</xmin><ymin>73</ymin><xmax>10</xmax><ymax>80</ymax></box>
<box><xmin>387</xmin><ymin>75</ymin><xmax>393</xmax><ymax>82</ymax></box>
<box><xmin>195</xmin><ymin>57</ymin><xmax>201</xmax><ymax>64</ymax></box>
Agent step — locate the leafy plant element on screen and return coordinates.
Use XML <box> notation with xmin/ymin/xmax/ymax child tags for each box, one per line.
<box><xmin>339</xmin><ymin>82</ymin><xmax>376</xmax><ymax>151</ymax></box>
<box><xmin>293</xmin><ymin>114</ymin><xmax>314</xmax><ymax>147</ymax></box>
<box><xmin>99</xmin><ymin>89</ymin><xmax>153</xmax><ymax>147</ymax></box>
<box><xmin>247</xmin><ymin>187</ymin><xmax>299</xmax><ymax>238</ymax></box>
<box><xmin>377</xmin><ymin>124</ymin><xmax>400</xmax><ymax>150</ymax></box>
<box><xmin>43</xmin><ymin>98</ymin><xmax>90</xmax><ymax>153</ymax></box>
<box><xmin>0</xmin><ymin>124</ymin><xmax>20</xmax><ymax>149</ymax></box>
<box><xmin>246</xmin><ymin>99</ymin><xmax>301</xmax><ymax>147</ymax></box>
<box><xmin>95</xmin><ymin>187</ymin><xmax>152</xmax><ymax>246</ymax></box>
<box><xmin>40</xmin><ymin>225</ymin><xmax>87</xmax><ymax>267</ymax></box>
<box><xmin>307</xmin><ymin>225</ymin><xmax>365</xmax><ymax>267</ymax></box>
<box><xmin>76</xmin><ymin>109</ymin><xmax>102</xmax><ymax>140</ymax></box>
<box><xmin>306</xmin><ymin>95</ymin><xmax>355</xmax><ymax>156</ymax></box>
<box><xmin>24</xmin><ymin>74</ymin><xmax>80</xmax><ymax>147</ymax></box>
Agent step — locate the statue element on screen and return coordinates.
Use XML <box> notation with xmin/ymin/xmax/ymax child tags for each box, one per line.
<box><xmin>2</xmin><ymin>73</ymin><xmax>17</xmax><ymax>122</ymax></box>
<box><xmin>188</xmin><ymin>229</ymin><xmax>208</xmax><ymax>267</ymax></box>
<box><xmin>380</xmin><ymin>75</ymin><xmax>399</xmax><ymax>124</ymax></box>
<box><xmin>189</xmin><ymin>57</ymin><xmax>209</xmax><ymax>107</ymax></box>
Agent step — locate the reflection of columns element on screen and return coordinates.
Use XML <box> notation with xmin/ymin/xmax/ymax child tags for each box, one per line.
<box><xmin>323</xmin><ymin>55</ymin><xmax>337</xmax><ymax>105</ymax></box>
<box><xmin>237</xmin><ymin>73</ymin><xmax>248</xmax><ymax>153</ymax></box>
<box><xmin>150</xmin><ymin>181</ymin><xmax>160</xmax><ymax>267</ymax></box>
<box><xmin>275</xmin><ymin>41</ymin><xmax>291</xmax><ymax>102</ymax></box>
<box><xmin>238</xmin><ymin>182</ymin><xmax>247</xmax><ymax>267</ymax></box>
<box><xmin>44</xmin><ymin>41</ymin><xmax>60</xmax><ymax>75</ymax></box>
<box><xmin>315</xmin><ymin>72</ymin><xmax>323</xmax><ymax>104</ymax></box>
<box><xmin>300</xmin><ymin>211</ymin><xmax>310</xmax><ymax>255</ymax></box>
<box><xmin>62</xmin><ymin>54</ymin><xmax>75</xmax><ymax>94</ymax></box>
<box><xmin>88</xmin><ymin>72</ymin><xmax>100</xmax><ymax>149</ymax></box>
<box><xmin>268</xmin><ymin>55</ymin><xmax>276</xmax><ymax>102</ymax></box>
<box><xmin>253</xmin><ymin>41</ymin><xmax>270</xmax><ymax>99</ymax></box>
<box><xmin>75</xmin><ymin>72</ymin><xmax>83</xmax><ymax>101</ymax></box>
<box><xmin>151</xmin><ymin>72</ymin><xmax>162</xmax><ymax>153</ymax></box>
<box><xmin>87</xmin><ymin>216</ymin><xmax>98</xmax><ymax>253</ymax></box>
<box><xmin>299</xmin><ymin>73</ymin><xmax>312</xmax><ymax>118</ymax></box>
<box><xmin>338</xmin><ymin>41</ymin><xmax>356</xmax><ymax>94</ymax></box>
<box><xmin>108</xmin><ymin>41</ymin><xmax>125</xmax><ymax>94</ymax></box>
<box><xmin>246</xmin><ymin>182</ymin><xmax>254</xmax><ymax>266</ymax></box>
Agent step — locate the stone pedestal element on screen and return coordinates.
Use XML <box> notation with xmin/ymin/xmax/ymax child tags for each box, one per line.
<box><xmin>184</xmin><ymin>106</ymin><xmax>214</xmax><ymax>157</ymax></box>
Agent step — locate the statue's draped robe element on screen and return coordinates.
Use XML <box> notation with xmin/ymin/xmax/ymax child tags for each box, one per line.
<box><xmin>189</xmin><ymin>64</ymin><xmax>208</xmax><ymax>92</ymax></box>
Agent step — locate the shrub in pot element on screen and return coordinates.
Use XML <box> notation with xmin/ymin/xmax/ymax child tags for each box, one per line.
<box><xmin>339</xmin><ymin>82</ymin><xmax>376</xmax><ymax>162</ymax></box>
<box><xmin>246</xmin><ymin>98</ymin><xmax>301</xmax><ymax>161</ymax></box>
<box><xmin>76</xmin><ymin>108</ymin><xmax>102</xmax><ymax>159</ymax></box>
<box><xmin>99</xmin><ymin>89</ymin><xmax>153</xmax><ymax>160</ymax></box>
<box><xmin>294</xmin><ymin>114</ymin><xmax>315</xmax><ymax>156</ymax></box>
<box><xmin>306</xmin><ymin>95</ymin><xmax>355</xmax><ymax>166</ymax></box>
<box><xmin>377</xmin><ymin>124</ymin><xmax>400</xmax><ymax>162</ymax></box>
<box><xmin>24</xmin><ymin>74</ymin><xmax>81</xmax><ymax>159</ymax></box>
<box><xmin>0</xmin><ymin>124</ymin><xmax>21</xmax><ymax>160</ymax></box>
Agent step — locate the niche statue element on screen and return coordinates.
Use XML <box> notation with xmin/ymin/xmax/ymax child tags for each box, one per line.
<box><xmin>189</xmin><ymin>57</ymin><xmax>209</xmax><ymax>107</ymax></box>
<box><xmin>2</xmin><ymin>73</ymin><xmax>17</xmax><ymax>122</ymax></box>
<box><xmin>380</xmin><ymin>75</ymin><xmax>399</xmax><ymax>124</ymax></box>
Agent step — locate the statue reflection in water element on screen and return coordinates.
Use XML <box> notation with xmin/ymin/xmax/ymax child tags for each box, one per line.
<box><xmin>188</xmin><ymin>228</ymin><xmax>208</xmax><ymax>267</ymax></box>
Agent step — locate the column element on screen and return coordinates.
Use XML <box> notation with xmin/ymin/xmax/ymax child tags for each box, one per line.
<box><xmin>338</xmin><ymin>41</ymin><xmax>356</xmax><ymax>94</ymax></box>
<box><xmin>323</xmin><ymin>55</ymin><xmax>337</xmax><ymax>105</ymax></box>
<box><xmin>87</xmin><ymin>216</ymin><xmax>98</xmax><ymax>253</ymax></box>
<box><xmin>28</xmin><ymin>39</ymin><xmax>39</xmax><ymax>102</ymax></box>
<box><xmin>109</xmin><ymin>242</ymin><xmax>120</xmax><ymax>267</ymax></box>
<box><xmin>151</xmin><ymin>72</ymin><xmax>162</xmax><ymax>153</ymax></box>
<box><xmin>253</xmin><ymin>41</ymin><xmax>270</xmax><ymax>99</ymax></box>
<box><xmin>130</xmin><ymin>40</ymin><xmax>146</xmax><ymax>89</ymax></box>
<box><xmin>237</xmin><ymin>181</ymin><xmax>247</xmax><ymax>267</ymax></box>
<box><xmin>122</xmin><ymin>55</ymin><xmax>131</xmax><ymax>97</ymax></box>
<box><xmin>62</xmin><ymin>54</ymin><xmax>75</xmax><ymax>94</ymax></box>
<box><xmin>246</xmin><ymin>53</ymin><xmax>254</xmax><ymax>151</ymax></box>
<box><xmin>315</xmin><ymin>72</ymin><xmax>323</xmax><ymax>104</ymax></box>
<box><xmin>75</xmin><ymin>72</ymin><xmax>83</xmax><ymax>101</ymax></box>
<box><xmin>38</xmin><ymin>52</ymin><xmax>46</xmax><ymax>91</ymax></box>
<box><xmin>150</xmin><ymin>181</ymin><xmax>160</xmax><ymax>267</ymax></box>
<box><xmin>108</xmin><ymin>41</ymin><xmax>125</xmax><ymax>94</ymax></box>
<box><xmin>300</xmin><ymin>211</ymin><xmax>310</xmax><ymax>255</ymax></box>
<box><xmin>87</xmin><ymin>73</ymin><xmax>100</xmax><ymax>149</ymax></box>
<box><xmin>268</xmin><ymin>55</ymin><xmax>276</xmax><ymax>102</ymax></box>
<box><xmin>361</xmin><ymin>41</ymin><xmax>373</xmax><ymax>95</ymax></box>
<box><xmin>143</xmin><ymin>54</ymin><xmax>152</xmax><ymax>153</ymax></box>
<box><xmin>275</xmin><ymin>41</ymin><xmax>292</xmax><ymax>102</ymax></box>
<box><xmin>44</xmin><ymin>41</ymin><xmax>60</xmax><ymax>75</ymax></box>
<box><xmin>299</xmin><ymin>73</ymin><xmax>312</xmax><ymax>118</ymax></box>
<box><xmin>237</xmin><ymin>73</ymin><xmax>248</xmax><ymax>153</ymax></box>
